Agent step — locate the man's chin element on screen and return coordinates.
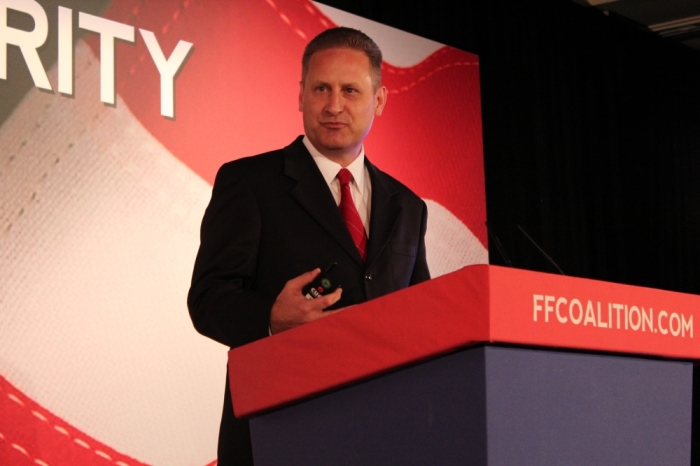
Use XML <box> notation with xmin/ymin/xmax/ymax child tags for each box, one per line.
<box><xmin>316</xmin><ymin>138</ymin><xmax>351</xmax><ymax>154</ymax></box>
<box><xmin>307</xmin><ymin>133</ymin><xmax>361</xmax><ymax>159</ymax></box>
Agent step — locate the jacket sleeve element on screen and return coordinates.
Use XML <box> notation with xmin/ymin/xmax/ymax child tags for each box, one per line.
<box><xmin>410</xmin><ymin>199</ymin><xmax>431</xmax><ymax>286</ymax></box>
<box><xmin>187</xmin><ymin>163</ymin><xmax>275</xmax><ymax>348</ymax></box>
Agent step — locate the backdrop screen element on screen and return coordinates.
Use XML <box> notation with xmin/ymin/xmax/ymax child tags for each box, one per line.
<box><xmin>0</xmin><ymin>0</ymin><xmax>486</xmax><ymax>464</ymax></box>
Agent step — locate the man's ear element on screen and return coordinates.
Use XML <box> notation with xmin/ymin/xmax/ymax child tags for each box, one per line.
<box><xmin>298</xmin><ymin>81</ymin><xmax>305</xmax><ymax>112</ymax></box>
<box><xmin>374</xmin><ymin>85</ymin><xmax>388</xmax><ymax>116</ymax></box>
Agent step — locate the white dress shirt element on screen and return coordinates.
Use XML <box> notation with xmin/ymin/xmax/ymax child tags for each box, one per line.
<box><xmin>303</xmin><ymin>136</ymin><xmax>372</xmax><ymax>236</ymax></box>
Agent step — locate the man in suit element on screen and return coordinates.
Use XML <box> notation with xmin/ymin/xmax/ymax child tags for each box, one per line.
<box><xmin>188</xmin><ymin>27</ymin><xmax>430</xmax><ymax>465</ymax></box>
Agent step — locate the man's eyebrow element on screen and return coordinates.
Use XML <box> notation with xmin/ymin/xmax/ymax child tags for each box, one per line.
<box><xmin>308</xmin><ymin>80</ymin><xmax>363</xmax><ymax>89</ymax></box>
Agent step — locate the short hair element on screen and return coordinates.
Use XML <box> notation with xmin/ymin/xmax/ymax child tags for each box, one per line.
<box><xmin>301</xmin><ymin>27</ymin><xmax>383</xmax><ymax>90</ymax></box>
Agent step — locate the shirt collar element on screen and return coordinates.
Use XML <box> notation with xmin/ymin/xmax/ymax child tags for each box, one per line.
<box><xmin>303</xmin><ymin>136</ymin><xmax>366</xmax><ymax>190</ymax></box>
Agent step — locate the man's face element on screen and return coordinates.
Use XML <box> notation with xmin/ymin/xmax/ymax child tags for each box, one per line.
<box><xmin>299</xmin><ymin>47</ymin><xmax>387</xmax><ymax>163</ymax></box>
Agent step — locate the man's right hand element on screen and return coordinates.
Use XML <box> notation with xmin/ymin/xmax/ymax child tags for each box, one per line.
<box><xmin>269</xmin><ymin>268</ymin><xmax>343</xmax><ymax>335</ymax></box>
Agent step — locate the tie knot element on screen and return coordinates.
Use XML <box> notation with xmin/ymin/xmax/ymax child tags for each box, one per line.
<box><xmin>337</xmin><ymin>168</ymin><xmax>353</xmax><ymax>186</ymax></box>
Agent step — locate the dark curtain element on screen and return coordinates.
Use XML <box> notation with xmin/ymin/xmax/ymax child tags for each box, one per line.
<box><xmin>322</xmin><ymin>0</ymin><xmax>700</xmax><ymax>458</ymax></box>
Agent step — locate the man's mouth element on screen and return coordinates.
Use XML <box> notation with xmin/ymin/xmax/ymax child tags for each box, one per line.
<box><xmin>321</xmin><ymin>122</ymin><xmax>347</xmax><ymax>129</ymax></box>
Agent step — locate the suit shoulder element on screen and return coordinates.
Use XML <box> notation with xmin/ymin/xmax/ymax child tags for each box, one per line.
<box><xmin>206</xmin><ymin>150</ymin><xmax>286</xmax><ymax>205</ymax></box>
<box><xmin>216</xmin><ymin>148</ymin><xmax>285</xmax><ymax>180</ymax></box>
<box><xmin>372</xmin><ymin>167</ymin><xmax>425</xmax><ymax>206</ymax></box>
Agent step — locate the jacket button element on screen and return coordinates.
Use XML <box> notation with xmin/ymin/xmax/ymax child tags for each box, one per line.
<box><xmin>365</xmin><ymin>274</ymin><xmax>372</xmax><ymax>280</ymax></box>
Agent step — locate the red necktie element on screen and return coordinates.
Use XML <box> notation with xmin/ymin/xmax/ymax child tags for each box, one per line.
<box><xmin>337</xmin><ymin>168</ymin><xmax>367</xmax><ymax>261</ymax></box>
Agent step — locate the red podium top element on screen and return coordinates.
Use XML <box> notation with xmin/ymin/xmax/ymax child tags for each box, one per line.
<box><xmin>228</xmin><ymin>265</ymin><xmax>699</xmax><ymax>417</ymax></box>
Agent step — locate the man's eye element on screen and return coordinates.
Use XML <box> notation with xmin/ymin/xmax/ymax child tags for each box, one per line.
<box><xmin>316</xmin><ymin>86</ymin><xmax>327</xmax><ymax>92</ymax></box>
<box><xmin>345</xmin><ymin>88</ymin><xmax>357</xmax><ymax>94</ymax></box>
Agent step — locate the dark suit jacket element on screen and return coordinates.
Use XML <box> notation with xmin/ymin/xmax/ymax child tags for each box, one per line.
<box><xmin>187</xmin><ymin>136</ymin><xmax>430</xmax><ymax>464</ymax></box>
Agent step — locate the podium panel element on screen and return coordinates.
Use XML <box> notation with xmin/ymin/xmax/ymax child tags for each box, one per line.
<box><xmin>229</xmin><ymin>265</ymin><xmax>700</xmax><ymax>418</ymax></box>
<box><xmin>249</xmin><ymin>346</ymin><xmax>692</xmax><ymax>466</ymax></box>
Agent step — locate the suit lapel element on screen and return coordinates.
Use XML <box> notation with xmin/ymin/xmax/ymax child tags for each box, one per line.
<box><xmin>365</xmin><ymin>158</ymin><xmax>402</xmax><ymax>269</ymax></box>
<box><xmin>284</xmin><ymin>138</ymin><xmax>365</xmax><ymax>266</ymax></box>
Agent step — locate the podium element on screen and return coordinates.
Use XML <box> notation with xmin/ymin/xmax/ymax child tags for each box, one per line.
<box><xmin>228</xmin><ymin>265</ymin><xmax>699</xmax><ymax>465</ymax></box>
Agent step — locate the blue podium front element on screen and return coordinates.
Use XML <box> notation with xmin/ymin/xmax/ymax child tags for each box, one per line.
<box><xmin>249</xmin><ymin>345</ymin><xmax>693</xmax><ymax>465</ymax></box>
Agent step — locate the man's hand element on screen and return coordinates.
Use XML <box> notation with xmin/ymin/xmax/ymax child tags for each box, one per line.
<box><xmin>270</xmin><ymin>268</ymin><xmax>343</xmax><ymax>334</ymax></box>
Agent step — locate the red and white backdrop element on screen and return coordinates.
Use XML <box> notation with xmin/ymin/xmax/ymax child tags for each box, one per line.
<box><xmin>0</xmin><ymin>0</ymin><xmax>486</xmax><ymax>464</ymax></box>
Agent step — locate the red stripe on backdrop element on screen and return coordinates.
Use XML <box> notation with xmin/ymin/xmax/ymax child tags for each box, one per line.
<box><xmin>89</xmin><ymin>0</ymin><xmax>486</xmax><ymax>247</ymax></box>
<box><xmin>369</xmin><ymin>47</ymin><xmax>485</xmax><ymax>245</ymax></box>
<box><xmin>0</xmin><ymin>375</ymin><xmax>150</xmax><ymax>466</ymax></box>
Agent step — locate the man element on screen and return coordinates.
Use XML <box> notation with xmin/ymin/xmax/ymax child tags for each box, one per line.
<box><xmin>188</xmin><ymin>27</ymin><xmax>430</xmax><ymax>465</ymax></box>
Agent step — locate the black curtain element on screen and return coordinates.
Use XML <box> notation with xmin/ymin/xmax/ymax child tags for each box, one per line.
<box><xmin>322</xmin><ymin>0</ymin><xmax>700</xmax><ymax>458</ymax></box>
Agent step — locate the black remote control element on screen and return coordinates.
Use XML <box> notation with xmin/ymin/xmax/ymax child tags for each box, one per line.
<box><xmin>302</xmin><ymin>262</ymin><xmax>339</xmax><ymax>300</ymax></box>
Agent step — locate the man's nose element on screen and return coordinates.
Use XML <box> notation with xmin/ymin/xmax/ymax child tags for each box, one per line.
<box><xmin>325</xmin><ymin>90</ymin><xmax>343</xmax><ymax>114</ymax></box>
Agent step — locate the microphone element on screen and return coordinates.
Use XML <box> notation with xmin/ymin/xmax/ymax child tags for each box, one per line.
<box><xmin>485</xmin><ymin>221</ymin><xmax>513</xmax><ymax>267</ymax></box>
<box><xmin>516</xmin><ymin>224</ymin><xmax>565</xmax><ymax>275</ymax></box>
